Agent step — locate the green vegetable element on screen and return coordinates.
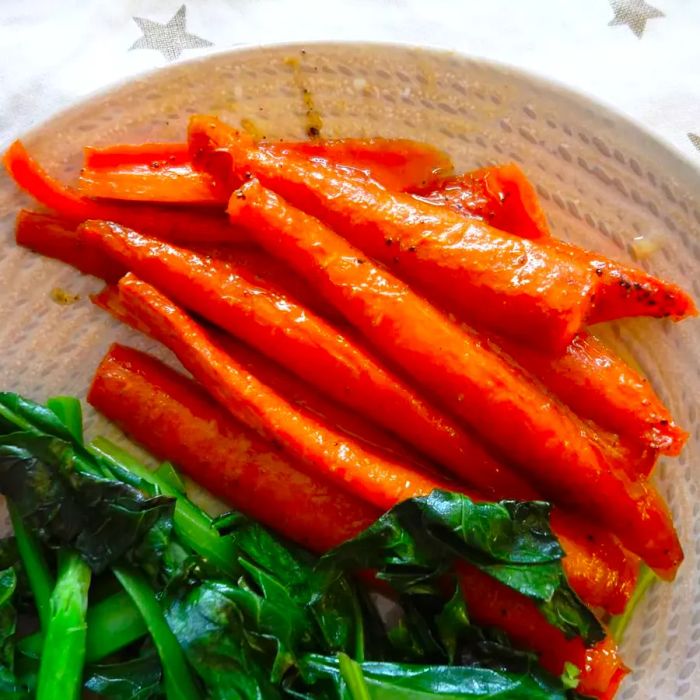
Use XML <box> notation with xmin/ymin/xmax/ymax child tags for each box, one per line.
<box><xmin>0</xmin><ymin>565</ymin><xmax>30</xmax><ymax>699</ymax></box>
<box><xmin>45</xmin><ymin>397</ymin><xmax>84</xmax><ymax>445</ymax></box>
<box><xmin>609</xmin><ymin>565</ymin><xmax>657</xmax><ymax>644</ymax></box>
<box><xmin>295</xmin><ymin>653</ymin><xmax>578</xmax><ymax>699</ymax></box>
<box><xmin>0</xmin><ymin>433</ymin><xmax>175</xmax><ymax>574</ymax></box>
<box><xmin>36</xmin><ymin>550</ymin><xmax>91</xmax><ymax>700</ymax></box>
<box><xmin>84</xmin><ymin>651</ymin><xmax>163</xmax><ymax>699</ymax></box>
<box><xmin>317</xmin><ymin>490</ymin><xmax>604</xmax><ymax>644</ymax></box>
<box><xmin>114</xmin><ymin>566</ymin><xmax>202</xmax><ymax>700</ymax></box>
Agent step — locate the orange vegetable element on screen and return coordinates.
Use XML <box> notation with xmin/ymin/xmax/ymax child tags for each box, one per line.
<box><xmin>495</xmin><ymin>331</ymin><xmax>687</xmax><ymax>460</ymax></box>
<box><xmin>115</xmin><ymin>272</ymin><xmax>453</xmax><ymax>510</ymax></box>
<box><xmin>15</xmin><ymin>209</ymin><xmax>124</xmax><ymax>282</ymax></box>
<box><xmin>2</xmin><ymin>140</ymin><xmax>241</xmax><ymax>243</ymax></box>
<box><xmin>227</xmin><ymin>178</ymin><xmax>682</xmax><ymax>577</ymax></box>
<box><xmin>80</xmin><ymin>219</ymin><xmax>532</xmax><ymax>500</ymax></box>
<box><xmin>415</xmin><ymin>163</ymin><xmax>551</xmax><ymax>239</ymax></box>
<box><xmin>200</xmin><ymin>125</ymin><xmax>599</xmax><ymax>351</ymax></box>
<box><xmin>88</xmin><ymin>343</ymin><xmax>623</xmax><ymax>698</ymax></box>
<box><xmin>87</xmin><ymin>342</ymin><xmax>377</xmax><ymax>551</ymax></box>
<box><xmin>79</xmin><ymin>138</ymin><xmax>453</xmax><ymax>204</ymax></box>
<box><xmin>96</xmin><ymin>281</ymin><xmax>638</xmax><ymax>616</ymax></box>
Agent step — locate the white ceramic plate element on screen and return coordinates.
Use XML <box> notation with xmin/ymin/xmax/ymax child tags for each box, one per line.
<box><xmin>0</xmin><ymin>43</ymin><xmax>698</xmax><ymax>699</ymax></box>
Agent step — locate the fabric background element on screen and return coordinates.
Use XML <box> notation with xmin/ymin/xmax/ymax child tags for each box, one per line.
<box><xmin>0</xmin><ymin>0</ymin><xmax>698</xmax><ymax>162</ymax></box>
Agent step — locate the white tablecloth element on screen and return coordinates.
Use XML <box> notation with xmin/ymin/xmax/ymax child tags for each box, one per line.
<box><xmin>1</xmin><ymin>0</ymin><xmax>698</xmax><ymax>164</ymax></box>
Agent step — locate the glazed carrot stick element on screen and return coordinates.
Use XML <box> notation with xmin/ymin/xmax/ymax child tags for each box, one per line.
<box><xmin>91</xmin><ymin>284</ymin><xmax>433</xmax><ymax>470</ymax></box>
<box><xmin>15</xmin><ymin>210</ymin><xmax>124</xmax><ymax>282</ymax></box>
<box><xmin>227</xmin><ymin>178</ymin><xmax>683</xmax><ymax>577</ymax></box>
<box><xmin>415</xmin><ymin>163</ymin><xmax>551</xmax><ymax>239</ymax></box>
<box><xmin>80</xmin><ymin>220</ymin><xmax>532</xmax><ymax>500</ymax></box>
<box><xmin>2</xmin><ymin>140</ymin><xmax>242</xmax><ymax>243</ymax></box>
<box><xmin>80</xmin><ymin>138</ymin><xmax>452</xmax><ymax>204</ymax></box>
<box><xmin>88</xmin><ymin>344</ymin><xmax>623</xmax><ymax>698</ymax></box>
<box><xmin>95</xmin><ymin>281</ymin><xmax>638</xmax><ymax>616</ymax></box>
<box><xmin>116</xmin><ymin>272</ymin><xmax>454</xmax><ymax>510</ymax></box>
<box><xmin>88</xmin><ymin>343</ymin><xmax>378</xmax><ymax>551</ymax></box>
<box><xmin>195</xmin><ymin>126</ymin><xmax>599</xmax><ymax>351</ymax></box>
<box><xmin>495</xmin><ymin>331</ymin><xmax>687</xmax><ymax>460</ymax></box>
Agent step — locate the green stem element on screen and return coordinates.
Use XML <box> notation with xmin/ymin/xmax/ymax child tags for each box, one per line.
<box><xmin>90</xmin><ymin>437</ymin><xmax>240</xmax><ymax>578</ymax></box>
<box><xmin>36</xmin><ymin>550</ymin><xmax>91</xmax><ymax>700</ymax></box>
<box><xmin>114</xmin><ymin>566</ymin><xmax>202</xmax><ymax>700</ymax></box>
<box><xmin>46</xmin><ymin>397</ymin><xmax>83</xmax><ymax>444</ymax></box>
<box><xmin>609</xmin><ymin>565</ymin><xmax>657</xmax><ymax>644</ymax></box>
<box><xmin>8</xmin><ymin>501</ymin><xmax>53</xmax><ymax>630</ymax></box>
<box><xmin>338</xmin><ymin>653</ymin><xmax>372</xmax><ymax>700</ymax></box>
<box><xmin>19</xmin><ymin>589</ymin><xmax>147</xmax><ymax>663</ymax></box>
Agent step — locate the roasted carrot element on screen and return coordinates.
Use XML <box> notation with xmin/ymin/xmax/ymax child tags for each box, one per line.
<box><xmin>199</xmin><ymin>127</ymin><xmax>599</xmax><ymax>351</ymax></box>
<box><xmin>495</xmin><ymin>331</ymin><xmax>687</xmax><ymax>460</ymax></box>
<box><xmin>88</xmin><ymin>343</ymin><xmax>378</xmax><ymax>551</ymax></box>
<box><xmin>227</xmin><ymin>178</ymin><xmax>683</xmax><ymax>576</ymax></box>
<box><xmin>116</xmin><ymin>272</ymin><xmax>454</xmax><ymax>509</ymax></box>
<box><xmin>457</xmin><ymin>563</ymin><xmax>626</xmax><ymax>699</ymax></box>
<box><xmin>92</xmin><ymin>284</ymin><xmax>434</xmax><ymax>471</ymax></box>
<box><xmin>88</xmin><ymin>343</ymin><xmax>623</xmax><ymax>698</ymax></box>
<box><xmin>415</xmin><ymin>163</ymin><xmax>551</xmax><ymax>239</ymax></box>
<box><xmin>2</xmin><ymin>140</ymin><xmax>241</xmax><ymax>243</ymax></box>
<box><xmin>80</xmin><ymin>219</ymin><xmax>533</xmax><ymax>500</ymax></box>
<box><xmin>15</xmin><ymin>210</ymin><xmax>124</xmax><ymax>282</ymax></box>
<box><xmin>95</xmin><ymin>281</ymin><xmax>638</xmax><ymax>616</ymax></box>
<box><xmin>80</xmin><ymin>137</ymin><xmax>452</xmax><ymax>204</ymax></box>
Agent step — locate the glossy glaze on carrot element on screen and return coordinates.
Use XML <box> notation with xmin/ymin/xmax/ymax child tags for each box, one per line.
<box><xmin>227</xmin><ymin>178</ymin><xmax>683</xmax><ymax>576</ymax></box>
<box><xmin>2</xmin><ymin>140</ymin><xmax>241</xmax><ymax>243</ymax></box>
<box><xmin>415</xmin><ymin>163</ymin><xmax>551</xmax><ymax>239</ymax></box>
<box><xmin>80</xmin><ymin>219</ymin><xmax>532</xmax><ymax>500</ymax></box>
<box><xmin>88</xmin><ymin>343</ymin><xmax>378</xmax><ymax>551</ymax></box>
<box><xmin>88</xmin><ymin>343</ymin><xmax>622</xmax><ymax>698</ymax></box>
<box><xmin>80</xmin><ymin>137</ymin><xmax>452</xmax><ymax>204</ymax></box>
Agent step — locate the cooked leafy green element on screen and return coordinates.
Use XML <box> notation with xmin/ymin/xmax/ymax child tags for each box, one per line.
<box><xmin>84</xmin><ymin>651</ymin><xmax>163</xmax><ymax>699</ymax></box>
<box><xmin>316</xmin><ymin>490</ymin><xmax>604</xmax><ymax>644</ymax></box>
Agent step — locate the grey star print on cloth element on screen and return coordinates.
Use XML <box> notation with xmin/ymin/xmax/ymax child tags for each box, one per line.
<box><xmin>608</xmin><ymin>0</ymin><xmax>665</xmax><ymax>38</ymax></box>
<box><xmin>130</xmin><ymin>4</ymin><xmax>213</xmax><ymax>62</ymax></box>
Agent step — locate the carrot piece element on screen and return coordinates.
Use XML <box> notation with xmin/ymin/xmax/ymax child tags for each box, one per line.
<box><xmin>416</xmin><ymin>163</ymin><xmax>551</xmax><ymax>239</ymax></box>
<box><xmin>2</xmin><ymin>140</ymin><xmax>241</xmax><ymax>243</ymax></box>
<box><xmin>457</xmin><ymin>563</ymin><xmax>626</xmax><ymax>699</ymax></box>
<box><xmin>88</xmin><ymin>344</ymin><xmax>624</xmax><ymax>698</ymax></box>
<box><xmin>15</xmin><ymin>210</ymin><xmax>124</xmax><ymax>282</ymax></box>
<box><xmin>115</xmin><ymin>272</ymin><xmax>453</xmax><ymax>510</ymax></box>
<box><xmin>80</xmin><ymin>137</ymin><xmax>452</xmax><ymax>204</ymax></box>
<box><xmin>227</xmin><ymin>178</ymin><xmax>683</xmax><ymax>577</ymax></box>
<box><xmin>80</xmin><ymin>220</ymin><xmax>532</xmax><ymax>500</ymax></box>
<box><xmin>495</xmin><ymin>331</ymin><xmax>687</xmax><ymax>459</ymax></box>
<box><xmin>92</xmin><ymin>284</ymin><xmax>432</xmax><ymax>471</ymax></box>
<box><xmin>88</xmin><ymin>342</ymin><xmax>377</xmax><ymax>551</ymax></box>
<box><xmin>206</xmin><ymin>131</ymin><xmax>599</xmax><ymax>351</ymax></box>
<box><xmin>95</xmin><ymin>281</ymin><xmax>638</xmax><ymax>616</ymax></box>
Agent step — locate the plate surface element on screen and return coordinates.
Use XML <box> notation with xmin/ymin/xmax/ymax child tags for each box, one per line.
<box><xmin>0</xmin><ymin>43</ymin><xmax>698</xmax><ymax>699</ymax></box>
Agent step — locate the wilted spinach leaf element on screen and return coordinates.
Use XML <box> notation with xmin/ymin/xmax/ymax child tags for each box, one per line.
<box><xmin>317</xmin><ymin>490</ymin><xmax>603</xmax><ymax>644</ymax></box>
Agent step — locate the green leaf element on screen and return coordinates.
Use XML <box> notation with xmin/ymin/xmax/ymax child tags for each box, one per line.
<box><xmin>0</xmin><ymin>433</ymin><xmax>175</xmax><ymax>574</ymax></box>
<box><xmin>297</xmin><ymin>653</ymin><xmax>578</xmax><ymax>699</ymax></box>
<box><xmin>84</xmin><ymin>652</ymin><xmax>163</xmax><ymax>699</ymax></box>
<box><xmin>609</xmin><ymin>565</ymin><xmax>657</xmax><ymax>644</ymax></box>
<box><xmin>317</xmin><ymin>490</ymin><xmax>603</xmax><ymax>644</ymax></box>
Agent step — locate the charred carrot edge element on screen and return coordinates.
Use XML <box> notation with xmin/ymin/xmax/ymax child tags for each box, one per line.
<box><xmin>197</xmin><ymin>118</ymin><xmax>599</xmax><ymax>351</ymax></box>
<box><xmin>15</xmin><ymin>210</ymin><xmax>124</xmax><ymax>282</ymax></box>
<box><xmin>226</xmin><ymin>177</ymin><xmax>683</xmax><ymax>577</ymax></box>
<box><xmin>416</xmin><ymin>163</ymin><xmax>551</xmax><ymax>239</ymax></box>
<box><xmin>80</xmin><ymin>219</ymin><xmax>534</xmax><ymax>501</ymax></box>
<box><xmin>95</xmin><ymin>281</ymin><xmax>638</xmax><ymax>615</ymax></box>
<box><xmin>2</xmin><ymin>140</ymin><xmax>241</xmax><ymax>243</ymax></box>
<box><xmin>88</xmin><ymin>343</ymin><xmax>623</xmax><ymax>698</ymax></box>
<box><xmin>80</xmin><ymin>137</ymin><xmax>453</xmax><ymax>204</ymax></box>
<box><xmin>87</xmin><ymin>342</ymin><xmax>379</xmax><ymax>551</ymax></box>
<box><xmin>545</xmin><ymin>237</ymin><xmax>697</xmax><ymax>323</ymax></box>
